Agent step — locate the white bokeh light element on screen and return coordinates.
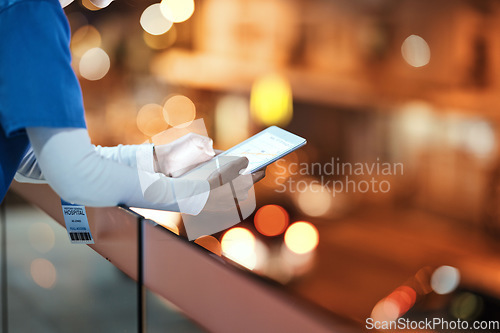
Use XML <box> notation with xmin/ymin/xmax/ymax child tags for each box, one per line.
<box><xmin>401</xmin><ymin>35</ymin><xmax>431</xmax><ymax>67</ymax></box>
<box><xmin>431</xmin><ymin>265</ymin><xmax>460</xmax><ymax>295</ymax></box>
<box><xmin>79</xmin><ymin>47</ymin><xmax>110</xmax><ymax>81</ymax></box>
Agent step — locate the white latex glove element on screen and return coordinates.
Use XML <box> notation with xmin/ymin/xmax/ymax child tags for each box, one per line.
<box><xmin>178</xmin><ymin>154</ymin><xmax>267</xmax><ymax>239</ymax></box>
<box><xmin>153</xmin><ymin>133</ymin><xmax>215</xmax><ymax>177</ymax></box>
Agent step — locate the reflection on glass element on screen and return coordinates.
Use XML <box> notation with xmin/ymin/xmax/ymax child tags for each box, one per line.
<box><xmin>30</xmin><ymin>258</ymin><xmax>57</xmax><ymax>289</ymax></box>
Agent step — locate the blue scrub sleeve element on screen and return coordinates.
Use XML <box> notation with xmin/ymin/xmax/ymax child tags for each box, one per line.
<box><xmin>0</xmin><ymin>0</ymin><xmax>86</xmax><ymax>137</ymax></box>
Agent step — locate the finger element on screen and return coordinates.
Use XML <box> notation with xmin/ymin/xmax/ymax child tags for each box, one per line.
<box><xmin>217</xmin><ymin>156</ymin><xmax>249</xmax><ymax>185</ymax></box>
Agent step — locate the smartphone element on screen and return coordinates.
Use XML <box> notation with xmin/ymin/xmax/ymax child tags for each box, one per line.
<box><xmin>218</xmin><ymin>126</ymin><xmax>307</xmax><ymax>174</ymax></box>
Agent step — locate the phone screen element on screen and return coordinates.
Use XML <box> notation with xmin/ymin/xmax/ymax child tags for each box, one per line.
<box><xmin>222</xmin><ymin>131</ymin><xmax>299</xmax><ymax>174</ymax></box>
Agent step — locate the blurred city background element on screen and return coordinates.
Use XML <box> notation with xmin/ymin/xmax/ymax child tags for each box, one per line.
<box><xmin>4</xmin><ymin>0</ymin><xmax>500</xmax><ymax>331</ymax></box>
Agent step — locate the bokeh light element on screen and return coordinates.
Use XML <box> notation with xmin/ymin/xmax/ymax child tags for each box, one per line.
<box><xmin>284</xmin><ymin>221</ymin><xmax>319</xmax><ymax>254</ymax></box>
<box><xmin>163</xmin><ymin>95</ymin><xmax>196</xmax><ymax>128</ymax></box>
<box><xmin>143</xmin><ymin>27</ymin><xmax>177</xmax><ymax>50</ymax></box>
<box><xmin>385</xmin><ymin>286</ymin><xmax>417</xmax><ymax>316</ymax></box>
<box><xmin>28</xmin><ymin>223</ymin><xmax>55</xmax><ymax>253</ymax></box>
<box><xmin>140</xmin><ymin>3</ymin><xmax>174</xmax><ymax>36</ymax></box>
<box><xmin>250</xmin><ymin>74</ymin><xmax>293</xmax><ymax>126</ymax></box>
<box><xmin>195</xmin><ymin>235</ymin><xmax>222</xmax><ymax>256</ymax></box>
<box><xmin>71</xmin><ymin>25</ymin><xmax>102</xmax><ymax>58</ymax></box>
<box><xmin>296</xmin><ymin>182</ymin><xmax>332</xmax><ymax>217</ymax></box>
<box><xmin>221</xmin><ymin>227</ymin><xmax>256</xmax><ymax>270</ymax></box>
<box><xmin>414</xmin><ymin>266</ymin><xmax>434</xmax><ymax>294</ymax></box>
<box><xmin>136</xmin><ymin>103</ymin><xmax>169</xmax><ymax>137</ymax></box>
<box><xmin>462</xmin><ymin>120</ymin><xmax>496</xmax><ymax>158</ymax></box>
<box><xmin>215</xmin><ymin>95</ymin><xmax>250</xmax><ymax>150</ymax></box>
<box><xmin>30</xmin><ymin>258</ymin><xmax>57</xmax><ymax>289</ymax></box>
<box><xmin>370</xmin><ymin>298</ymin><xmax>400</xmax><ymax>322</ymax></box>
<box><xmin>401</xmin><ymin>35</ymin><xmax>431</xmax><ymax>67</ymax></box>
<box><xmin>254</xmin><ymin>205</ymin><xmax>289</xmax><ymax>237</ymax></box>
<box><xmin>450</xmin><ymin>292</ymin><xmax>484</xmax><ymax>320</ymax></box>
<box><xmin>79</xmin><ymin>47</ymin><xmax>110</xmax><ymax>81</ymax></box>
<box><xmin>431</xmin><ymin>265</ymin><xmax>460</xmax><ymax>295</ymax></box>
<box><xmin>395</xmin><ymin>100</ymin><xmax>436</xmax><ymax>149</ymax></box>
<box><xmin>160</xmin><ymin>0</ymin><xmax>195</xmax><ymax>23</ymax></box>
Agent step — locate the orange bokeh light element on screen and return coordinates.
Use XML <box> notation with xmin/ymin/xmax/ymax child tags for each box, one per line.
<box><xmin>163</xmin><ymin>95</ymin><xmax>196</xmax><ymax>128</ymax></box>
<box><xmin>284</xmin><ymin>221</ymin><xmax>319</xmax><ymax>254</ymax></box>
<box><xmin>386</xmin><ymin>286</ymin><xmax>417</xmax><ymax>315</ymax></box>
<box><xmin>254</xmin><ymin>205</ymin><xmax>289</xmax><ymax>237</ymax></box>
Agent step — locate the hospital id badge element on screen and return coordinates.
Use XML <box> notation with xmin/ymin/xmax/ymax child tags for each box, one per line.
<box><xmin>61</xmin><ymin>199</ymin><xmax>94</xmax><ymax>244</ymax></box>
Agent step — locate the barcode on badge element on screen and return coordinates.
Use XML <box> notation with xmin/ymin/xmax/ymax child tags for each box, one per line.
<box><xmin>69</xmin><ymin>232</ymin><xmax>93</xmax><ymax>242</ymax></box>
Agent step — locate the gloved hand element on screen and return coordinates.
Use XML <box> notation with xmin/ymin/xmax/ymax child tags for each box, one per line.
<box><xmin>178</xmin><ymin>155</ymin><xmax>248</xmax><ymax>189</ymax></box>
<box><xmin>153</xmin><ymin>133</ymin><xmax>215</xmax><ymax>177</ymax></box>
<box><xmin>213</xmin><ymin>149</ymin><xmax>266</xmax><ymax>184</ymax></box>
<box><xmin>179</xmin><ymin>156</ymin><xmax>264</xmax><ymax>239</ymax></box>
<box><xmin>178</xmin><ymin>155</ymin><xmax>264</xmax><ymax>209</ymax></box>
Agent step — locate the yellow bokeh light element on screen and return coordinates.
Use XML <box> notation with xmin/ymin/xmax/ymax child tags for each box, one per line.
<box><xmin>143</xmin><ymin>27</ymin><xmax>177</xmax><ymax>50</ymax></box>
<box><xmin>136</xmin><ymin>103</ymin><xmax>169</xmax><ymax>138</ymax></box>
<box><xmin>30</xmin><ymin>258</ymin><xmax>57</xmax><ymax>289</ymax></box>
<box><xmin>140</xmin><ymin>3</ymin><xmax>173</xmax><ymax>36</ymax></box>
<box><xmin>284</xmin><ymin>221</ymin><xmax>319</xmax><ymax>254</ymax></box>
<box><xmin>79</xmin><ymin>47</ymin><xmax>110</xmax><ymax>81</ymax></box>
<box><xmin>160</xmin><ymin>0</ymin><xmax>195</xmax><ymax>23</ymax></box>
<box><xmin>221</xmin><ymin>227</ymin><xmax>256</xmax><ymax>269</ymax></box>
<box><xmin>401</xmin><ymin>35</ymin><xmax>431</xmax><ymax>67</ymax></box>
<box><xmin>71</xmin><ymin>25</ymin><xmax>101</xmax><ymax>58</ymax></box>
<box><xmin>163</xmin><ymin>95</ymin><xmax>196</xmax><ymax>128</ymax></box>
<box><xmin>250</xmin><ymin>73</ymin><xmax>293</xmax><ymax>126</ymax></box>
